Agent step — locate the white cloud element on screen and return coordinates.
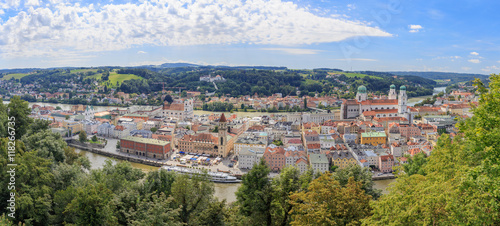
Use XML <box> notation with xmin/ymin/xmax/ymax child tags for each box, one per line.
<box><xmin>347</xmin><ymin>4</ymin><xmax>356</xmax><ymax>10</ymax></box>
<box><xmin>409</xmin><ymin>24</ymin><xmax>423</xmax><ymax>33</ymax></box>
<box><xmin>470</xmin><ymin>52</ymin><xmax>479</xmax><ymax>56</ymax></box>
<box><xmin>0</xmin><ymin>0</ymin><xmax>392</xmax><ymax>59</ymax></box>
<box><xmin>137</xmin><ymin>51</ymin><xmax>147</xmax><ymax>54</ymax></box>
<box><xmin>332</xmin><ymin>58</ymin><xmax>377</xmax><ymax>62</ymax></box>
<box><xmin>461</xmin><ymin>67</ymin><xmax>471</xmax><ymax>71</ymax></box>
<box><xmin>468</xmin><ymin>59</ymin><xmax>481</xmax><ymax>64</ymax></box>
<box><xmin>262</xmin><ymin>48</ymin><xmax>322</xmax><ymax>55</ymax></box>
<box><xmin>481</xmin><ymin>66</ymin><xmax>500</xmax><ymax>72</ymax></box>
<box><xmin>25</xmin><ymin>0</ymin><xmax>40</xmax><ymax>6</ymax></box>
<box><xmin>432</xmin><ymin>56</ymin><xmax>461</xmax><ymax>61</ymax></box>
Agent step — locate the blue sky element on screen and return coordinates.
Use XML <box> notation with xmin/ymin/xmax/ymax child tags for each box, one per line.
<box><xmin>0</xmin><ymin>0</ymin><xmax>498</xmax><ymax>74</ymax></box>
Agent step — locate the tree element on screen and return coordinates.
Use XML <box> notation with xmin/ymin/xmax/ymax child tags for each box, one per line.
<box><xmin>127</xmin><ymin>193</ymin><xmax>183</xmax><ymax>226</ymax></box>
<box><xmin>171</xmin><ymin>173</ymin><xmax>215</xmax><ymax>224</ymax></box>
<box><xmin>91</xmin><ymin>135</ymin><xmax>98</xmax><ymax>142</ymax></box>
<box><xmin>150</xmin><ymin>127</ymin><xmax>158</xmax><ymax>133</ymax></box>
<box><xmin>79</xmin><ymin>131</ymin><xmax>88</xmax><ymax>143</ymax></box>
<box><xmin>7</xmin><ymin>96</ymin><xmax>33</xmax><ymax>139</ymax></box>
<box><xmin>65</xmin><ymin>115</ymin><xmax>70</xmax><ymax>120</ymax></box>
<box><xmin>399</xmin><ymin>152</ymin><xmax>427</xmax><ymax>176</ymax></box>
<box><xmin>272</xmin><ymin>140</ymin><xmax>283</xmax><ymax>146</ymax></box>
<box><xmin>303</xmin><ymin>97</ymin><xmax>307</xmax><ymax>109</ymax></box>
<box><xmin>332</xmin><ymin>164</ymin><xmax>382</xmax><ymax>200</ymax></box>
<box><xmin>271</xmin><ymin>166</ymin><xmax>302</xmax><ymax>226</ymax></box>
<box><xmin>241</xmin><ymin>103</ymin><xmax>245</xmax><ymax>109</ymax></box>
<box><xmin>164</xmin><ymin>95</ymin><xmax>173</xmax><ymax>103</ymax></box>
<box><xmin>23</xmin><ymin>129</ymin><xmax>67</xmax><ymax>163</ymax></box>
<box><xmin>64</xmin><ymin>183</ymin><xmax>117</xmax><ymax>225</ymax></box>
<box><xmin>289</xmin><ymin>174</ymin><xmax>372</xmax><ymax>225</ymax></box>
<box><xmin>236</xmin><ymin>158</ymin><xmax>273</xmax><ymax>225</ymax></box>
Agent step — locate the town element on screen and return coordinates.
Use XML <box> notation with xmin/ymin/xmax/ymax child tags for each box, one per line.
<box><xmin>23</xmin><ymin>81</ymin><xmax>478</xmax><ymax>179</ymax></box>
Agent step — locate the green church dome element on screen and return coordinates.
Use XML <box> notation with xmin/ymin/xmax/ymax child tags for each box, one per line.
<box><xmin>390</xmin><ymin>84</ymin><xmax>396</xmax><ymax>89</ymax></box>
<box><xmin>400</xmin><ymin>85</ymin><xmax>406</xmax><ymax>91</ymax></box>
<box><xmin>357</xmin><ymin>85</ymin><xmax>367</xmax><ymax>93</ymax></box>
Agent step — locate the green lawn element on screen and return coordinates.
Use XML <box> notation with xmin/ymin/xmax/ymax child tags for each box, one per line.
<box><xmin>70</xmin><ymin>69</ymin><xmax>98</xmax><ymax>73</ymax></box>
<box><xmin>106</xmin><ymin>72</ymin><xmax>142</xmax><ymax>87</ymax></box>
<box><xmin>340</xmin><ymin>72</ymin><xmax>382</xmax><ymax>79</ymax></box>
<box><xmin>1</xmin><ymin>73</ymin><xmax>28</xmax><ymax>80</ymax></box>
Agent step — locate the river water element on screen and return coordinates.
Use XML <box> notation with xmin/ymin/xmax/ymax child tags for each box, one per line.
<box><xmin>76</xmin><ymin>149</ymin><xmax>394</xmax><ymax>202</ymax></box>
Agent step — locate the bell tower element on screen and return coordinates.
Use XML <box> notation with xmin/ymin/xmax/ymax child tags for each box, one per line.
<box><xmin>218</xmin><ymin>113</ymin><xmax>227</xmax><ymax>157</ymax></box>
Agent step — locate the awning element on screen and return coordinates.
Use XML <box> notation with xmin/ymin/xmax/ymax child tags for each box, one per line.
<box><xmin>179</xmin><ymin>151</ymin><xmax>185</xmax><ymax>154</ymax></box>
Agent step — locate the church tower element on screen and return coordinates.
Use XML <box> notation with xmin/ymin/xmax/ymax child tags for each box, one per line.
<box><xmin>218</xmin><ymin>113</ymin><xmax>227</xmax><ymax>157</ymax></box>
<box><xmin>355</xmin><ymin>85</ymin><xmax>368</xmax><ymax>102</ymax></box>
<box><xmin>398</xmin><ymin>85</ymin><xmax>408</xmax><ymax>114</ymax></box>
<box><xmin>388</xmin><ymin>84</ymin><xmax>397</xmax><ymax>99</ymax></box>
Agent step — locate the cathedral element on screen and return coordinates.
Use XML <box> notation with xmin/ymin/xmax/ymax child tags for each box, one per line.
<box><xmin>340</xmin><ymin>84</ymin><xmax>412</xmax><ymax>122</ymax></box>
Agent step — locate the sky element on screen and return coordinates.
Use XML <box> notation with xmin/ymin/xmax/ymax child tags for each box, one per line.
<box><xmin>0</xmin><ymin>0</ymin><xmax>499</xmax><ymax>74</ymax></box>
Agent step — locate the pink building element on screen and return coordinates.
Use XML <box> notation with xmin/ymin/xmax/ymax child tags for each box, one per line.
<box><xmin>263</xmin><ymin>145</ymin><xmax>286</xmax><ymax>172</ymax></box>
<box><xmin>379</xmin><ymin>154</ymin><xmax>394</xmax><ymax>173</ymax></box>
<box><xmin>399</xmin><ymin>125</ymin><xmax>421</xmax><ymax>140</ymax></box>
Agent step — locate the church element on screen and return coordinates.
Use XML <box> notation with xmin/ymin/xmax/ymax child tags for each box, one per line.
<box><xmin>340</xmin><ymin>84</ymin><xmax>413</xmax><ymax>122</ymax></box>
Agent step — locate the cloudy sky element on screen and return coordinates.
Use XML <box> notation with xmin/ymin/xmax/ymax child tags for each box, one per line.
<box><xmin>0</xmin><ymin>0</ymin><xmax>499</xmax><ymax>74</ymax></box>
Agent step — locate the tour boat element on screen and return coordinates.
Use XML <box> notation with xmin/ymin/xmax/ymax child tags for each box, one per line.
<box><xmin>160</xmin><ymin>166</ymin><xmax>241</xmax><ymax>183</ymax></box>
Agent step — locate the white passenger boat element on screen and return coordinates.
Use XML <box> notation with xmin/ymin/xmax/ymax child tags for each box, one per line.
<box><xmin>160</xmin><ymin>166</ymin><xmax>241</xmax><ymax>183</ymax></box>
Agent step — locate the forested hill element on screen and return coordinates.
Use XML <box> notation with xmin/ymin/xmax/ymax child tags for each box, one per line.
<box><xmin>389</xmin><ymin>71</ymin><xmax>489</xmax><ymax>83</ymax></box>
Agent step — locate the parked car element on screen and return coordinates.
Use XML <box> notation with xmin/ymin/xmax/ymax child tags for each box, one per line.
<box><xmin>228</xmin><ymin>163</ymin><xmax>234</xmax><ymax>168</ymax></box>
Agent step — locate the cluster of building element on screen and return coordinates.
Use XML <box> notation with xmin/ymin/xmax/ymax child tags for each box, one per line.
<box><xmin>26</xmin><ymin>83</ymin><xmax>477</xmax><ymax>175</ymax></box>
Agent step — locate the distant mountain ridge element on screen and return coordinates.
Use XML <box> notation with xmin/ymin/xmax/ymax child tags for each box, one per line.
<box><xmin>389</xmin><ymin>71</ymin><xmax>489</xmax><ymax>83</ymax></box>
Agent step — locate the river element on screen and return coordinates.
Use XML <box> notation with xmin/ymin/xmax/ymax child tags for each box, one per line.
<box><xmin>75</xmin><ymin>149</ymin><xmax>394</xmax><ymax>202</ymax></box>
<box><xmin>407</xmin><ymin>86</ymin><xmax>446</xmax><ymax>106</ymax></box>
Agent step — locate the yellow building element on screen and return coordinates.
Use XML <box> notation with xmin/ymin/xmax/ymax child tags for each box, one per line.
<box><xmin>360</xmin><ymin>131</ymin><xmax>387</xmax><ymax>146</ymax></box>
<box><xmin>331</xmin><ymin>151</ymin><xmax>357</xmax><ymax>169</ymax></box>
<box><xmin>302</xmin><ymin>122</ymin><xmax>321</xmax><ymax>134</ymax></box>
<box><xmin>62</xmin><ymin>120</ymin><xmax>83</xmax><ymax>134</ymax></box>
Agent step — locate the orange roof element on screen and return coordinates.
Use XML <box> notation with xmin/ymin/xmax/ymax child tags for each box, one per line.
<box><xmin>380</xmin><ymin>154</ymin><xmax>394</xmax><ymax>161</ymax></box>
<box><xmin>362</xmin><ymin>109</ymin><xmax>398</xmax><ymax>116</ymax></box>
<box><xmin>219</xmin><ymin>113</ymin><xmax>227</xmax><ymax>122</ymax></box>
<box><xmin>359</xmin><ymin>99</ymin><xmax>398</xmax><ymax>105</ymax></box>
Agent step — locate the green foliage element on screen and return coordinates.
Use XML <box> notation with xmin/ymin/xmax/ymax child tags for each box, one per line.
<box><xmin>272</xmin><ymin>140</ymin><xmax>283</xmax><ymax>146</ymax></box>
<box><xmin>64</xmin><ymin>183</ymin><xmax>117</xmax><ymax>225</ymax></box>
<box><xmin>289</xmin><ymin>174</ymin><xmax>372</xmax><ymax>225</ymax></box>
<box><xmin>333</xmin><ymin>164</ymin><xmax>382</xmax><ymax>200</ymax></box>
<box><xmin>151</xmin><ymin>127</ymin><xmax>158</xmax><ymax>133</ymax></box>
<box><xmin>171</xmin><ymin>173</ymin><xmax>215</xmax><ymax>224</ymax></box>
<box><xmin>79</xmin><ymin>130</ymin><xmax>87</xmax><ymax>143</ymax></box>
<box><xmin>91</xmin><ymin>135</ymin><xmax>98</xmax><ymax>142</ymax></box>
<box><xmin>400</xmin><ymin>152</ymin><xmax>428</xmax><ymax>176</ymax></box>
<box><xmin>203</xmin><ymin>102</ymin><xmax>234</xmax><ymax>111</ymax></box>
<box><xmin>236</xmin><ymin>158</ymin><xmax>273</xmax><ymax>225</ymax></box>
<box><xmin>22</xmin><ymin>129</ymin><xmax>67</xmax><ymax>163</ymax></box>
<box><xmin>271</xmin><ymin>166</ymin><xmax>302</xmax><ymax>225</ymax></box>
<box><xmin>7</xmin><ymin>96</ymin><xmax>33</xmax><ymax>140</ymax></box>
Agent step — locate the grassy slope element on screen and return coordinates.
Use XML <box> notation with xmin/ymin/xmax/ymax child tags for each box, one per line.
<box><xmin>106</xmin><ymin>72</ymin><xmax>142</xmax><ymax>87</ymax></box>
<box><xmin>1</xmin><ymin>73</ymin><xmax>28</xmax><ymax>80</ymax></box>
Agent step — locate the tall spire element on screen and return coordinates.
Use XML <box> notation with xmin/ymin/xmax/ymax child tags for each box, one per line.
<box><xmin>219</xmin><ymin>113</ymin><xmax>227</xmax><ymax>122</ymax></box>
